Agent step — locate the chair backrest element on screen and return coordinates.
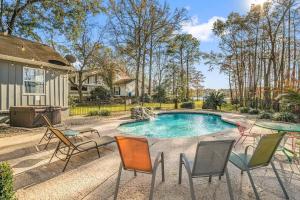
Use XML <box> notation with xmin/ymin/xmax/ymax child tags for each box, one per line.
<box><xmin>115</xmin><ymin>136</ymin><xmax>152</xmax><ymax>173</ymax></box>
<box><xmin>42</xmin><ymin>114</ymin><xmax>52</xmax><ymax>127</ymax></box>
<box><xmin>49</xmin><ymin>127</ymin><xmax>75</xmax><ymax>148</ymax></box>
<box><xmin>192</xmin><ymin>140</ymin><xmax>235</xmax><ymax>176</ymax></box>
<box><xmin>248</xmin><ymin>132</ymin><xmax>286</xmax><ymax>168</ymax></box>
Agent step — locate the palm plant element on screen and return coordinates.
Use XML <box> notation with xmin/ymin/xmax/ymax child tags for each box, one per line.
<box><xmin>277</xmin><ymin>89</ymin><xmax>300</xmax><ymax>107</ymax></box>
<box><xmin>203</xmin><ymin>91</ymin><xmax>226</xmax><ymax>110</ymax></box>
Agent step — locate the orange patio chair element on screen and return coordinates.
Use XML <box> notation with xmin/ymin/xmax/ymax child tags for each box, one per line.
<box><xmin>114</xmin><ymin>136</ymin><xmax>165</xmax><ymax>200</ymax></box>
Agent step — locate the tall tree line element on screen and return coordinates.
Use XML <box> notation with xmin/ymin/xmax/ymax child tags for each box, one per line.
<box><xmin>210</xmin><ymin>0</ymin><xmax>300</xmax><ymax>110</ymax></box>
<box><xmin>107</xmin><ymin>0</ymin><xmax>203</xmax><ymax>102</ymax></box>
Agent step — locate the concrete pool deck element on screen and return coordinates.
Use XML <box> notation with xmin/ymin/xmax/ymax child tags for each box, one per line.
<box><xmin>0</xmin><ymin>110</ymin><xmax>299</xmax><ymax>200</ymax></box>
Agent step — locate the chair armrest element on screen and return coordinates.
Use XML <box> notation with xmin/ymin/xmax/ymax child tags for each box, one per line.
<box><xmin>245</xmin><ymin>145</ymin><xmax>256</xmax><ymax>156</ymax></box>
<box><xmin>180</xmin><ymin>153</ymin><xmax>193</xmax><ymax>173</ymax></box>
<box><xmin>153</xmin><ymin>152</ymin><xmax>164</xmax><ymax>171</ymax></box>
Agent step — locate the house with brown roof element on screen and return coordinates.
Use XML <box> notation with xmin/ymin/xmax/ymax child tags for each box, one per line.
<box><xmin>69</xmin><ymin>68</ymin><xmax>147</xmax><ymax>100</ymax></box>
<box><xmin>0</xmin><ymin>33</ymin><xmax>74</xmax><ymax>117</ymax></box>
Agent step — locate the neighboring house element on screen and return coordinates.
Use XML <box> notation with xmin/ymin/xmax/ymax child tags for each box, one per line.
<box><xmin>113</xmin><ymin>78</ymin><xmax>136</xmax><ymax>97</ymax></box>
<box><xmin>69</xmin><ymin>68</ymin><xmax>149</xmax><ymax>100</ymax></box>
<box><xmin>0</xmin><ymin>33</ymin><xmax>73</xmax><ymax>117</ymax></box>
<box><xmin>69</xmin><ymin>70</ymin><xmax>107</xmax><ymax>100</ymax></box>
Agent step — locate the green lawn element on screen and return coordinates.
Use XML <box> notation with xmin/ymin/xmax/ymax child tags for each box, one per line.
<box><xmin>70</xmin><ymin>101</ymin><xmax>203</xmax><ymax>116</ymax></box>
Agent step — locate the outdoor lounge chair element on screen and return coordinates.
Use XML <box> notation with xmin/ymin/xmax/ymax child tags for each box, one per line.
<box><xmin>234</xmin><ymin>122</ymin><xmax>259</xmax><ymax>147</ymax></box>
<box><xmin>229</xmin><ymin>132</ymin><xmax>289</xmax><ymax>200</ymax></box>
<box><xmin>114</xmin><ymin>136</ymin><xmax>164</xmax><ymax>200</ymax></box>
<box><xmin>178</xmin><ymin>140</ymin><xmax>235</xmax><ymax>200</ymax></box>
<box><xmin>48</xmin><ymin>127</ymin><xmax>115</xmax><ymax>172</ymax></box>
<box><xmin>39</xmin><ymin>114</ymin><xmax>100</xmax><ymax>149</ymax></box>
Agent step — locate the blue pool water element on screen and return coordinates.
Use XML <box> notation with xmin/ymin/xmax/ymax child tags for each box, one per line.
<box><xmin>118</xmin><ymin>113</ymin><xmax>236</xmax><ymax>138</ymax></box>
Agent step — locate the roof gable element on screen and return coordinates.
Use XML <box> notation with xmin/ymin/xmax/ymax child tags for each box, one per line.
<box><xmin>0</xmin><ymin>33</ymin><xmax>73</xmax><ymax>70</ymax></box>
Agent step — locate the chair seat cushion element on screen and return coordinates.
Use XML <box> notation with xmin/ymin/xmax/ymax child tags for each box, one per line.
<box><xmin>229</xmin><ymin>153</ymin><xmax>251</xmax><ymax>171</ymax></box>
<box><xmin>63</xmin><ymin>129</ymin><xmax>80</xmax><ymax>137</ymax></box>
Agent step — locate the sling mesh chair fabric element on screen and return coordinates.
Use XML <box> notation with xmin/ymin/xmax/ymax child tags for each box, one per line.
<box><xmin>114</xmin><ymin>136</ymin><xmax>164</xmax><ymax>200</ymax></box>
<box><xmin>229</xmin><ymin>132</ymin><xmax>289</xmax><ymax>200</ymax></box>
<box><xmin>179</xmin><ymin>140</ymin><xmax>235</xmax><ymax>200</ymax></box>
<box><xmin>48</xmin><ymin>127</ymin><xmax>115</xmax><ymax>172</ymax></box>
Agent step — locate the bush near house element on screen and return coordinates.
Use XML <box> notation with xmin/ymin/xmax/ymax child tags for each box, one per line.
<box><xmin>87</xmin><ymin>110</ymin><xmax>111</xmax><ymax>116</ymax></box>
<box><xmin>258</xmin><ymin>111</ymin><xmax>273</xmax><ymax>119</ymax></box>
<box><xmin>180</xmin><ymin>102</ymin><xmax>195</xmax><ymax>109</ymax></box>
<box><xmin>248</xmin><ymin>109</ymin><xmax>260</xmax><ymax>115</ymax></box>
<box><xmin>272</xmin><ymin>112</ymin><xmax>297</xmax><ymax>123</ymax></box>
<box><xmin>90</xmin><ymin>86</ymin><xmax>111</xmax><ymax>101</ymax></box>
<box><xmin>239</xmin><ymin>107</ymin><xmax>249</xmax><ymax>113</ymax></box>
<box><xmin>0</xmin><ymin>162</ymin><xmax>15</xmax><ymax>200</ymax></box>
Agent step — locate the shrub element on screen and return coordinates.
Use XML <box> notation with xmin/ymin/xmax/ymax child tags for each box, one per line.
<box><xmin>152</xmin><ymin>86</ymin><xmax>167</xmax><ymax>103</ymax></box>
<box><xmin>87</xmin><ymin>110</ymin><xmax>99</xmax><ymax>116</ymax></box>
<box><xmin>272</xmin><ymin>112</ymin><xmax>297</xmax><ymax>123</ymax></box>
<box><xmin>202</xmin><ymin>91</ymin><xmax>226</xmax><ymax>110</ymax></box>
<box><xmin>87</xmin><ymin>110</ymin><xmax>111</xmax><ymax>117</ymax></box>
<box><xmin>90</xmin><ymin>86</ymin><xmax>111</xmax><ymax>101</ymax></box>
<box><xmin>0</xmin><ymin>162</ymin><xmax>15</xmax><ymax>200</ymax></box>
<box><xmin>258</xmin><ymin>111</ymin><xmax>273</xmax><ymax>119</ymax></box>
<box><xmin>248</xmin><ymin>109</ymin><xmax>260</xmax><ymax>115</ymax></box>
<box><xmin>180</xmin><ymin>101</ymin><xmax>195</xmax><ymax>109</ymax></box>
<box><xmin>239</xmin><ymin>107</ymin><xmax>249</xmax><ymax>113</ymax></box>
<box><xmin>99</xmin><ymin>110</ymin><xmax>111</xmax><ymax>116</ymax></box>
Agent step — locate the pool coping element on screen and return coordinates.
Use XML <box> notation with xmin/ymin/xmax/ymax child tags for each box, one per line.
<box><xmin>117</xmin><ymin>110</ymin><xmax>238</xmax><ymax>139</ymax></box>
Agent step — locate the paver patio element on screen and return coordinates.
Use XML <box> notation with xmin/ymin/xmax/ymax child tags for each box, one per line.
<box><xmin>0</xmin><ymin>111</ymin><xmax>299</xmax><ymax>200</ymax></box>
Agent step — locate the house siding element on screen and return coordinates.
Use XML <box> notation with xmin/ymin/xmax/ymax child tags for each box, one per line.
<box><xmin>0</xmin><ymin>60</ymin><xmax>69</xmax><ymax>113</ymax></box>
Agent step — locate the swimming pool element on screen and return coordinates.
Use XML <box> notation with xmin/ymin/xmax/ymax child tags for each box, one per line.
<box><xmin>118</xmin><ymin>112</ymin><xmax>236</xmax><ymax>138</ymax></box>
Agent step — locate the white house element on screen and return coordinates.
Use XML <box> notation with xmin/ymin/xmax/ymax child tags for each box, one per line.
<box><xmin>69</xmin><ymin>69</ymin><xmax>148</xmax><ymax>100</ymax></box>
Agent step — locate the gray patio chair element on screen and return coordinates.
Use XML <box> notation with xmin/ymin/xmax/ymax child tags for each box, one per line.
<box><xmin>229</xmin><ymin>132</ymin><xmax>288</xmax><ymax>200</ymax></box>
<box><xmin>114</xmin><ymin>136</ymin><xmax>164</xmax><ymax>200</ymax></box>
<box><xmin>48</xmin><ymin>127</ymin><xmax>115</xmax><ymax>172</ymax></box>
<box><xmin>179</xmin><ymin>140</ymin><xmax>235</xmax><ymax>200</ymax></box>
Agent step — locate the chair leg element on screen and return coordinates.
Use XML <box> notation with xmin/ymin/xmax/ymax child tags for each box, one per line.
<box><xmin>44</xmin><ymin>135</ymin><xmax>53</xmax><ymax>150</ymax></box>
<box><xmin>271</xmin><ymin>162</ymin><xmax>289</xmax><ymax>199</ymax></box>
<box><xmin>179</xmin><ymin>155</ymin><xmax>183</xmax><ymax>184</ymax></box>
<box><xmin>209</xmin><ymin>175</ymin><xmax>212</xmax><ymax>183</ymax></box>
<box><xmin>241</xmin><ymin>135</ymin><xmax>248</xmax><ymax>144</ymax></box>
<box><xmin>149</xmin><ymin>169</ymin><xmax>157</xmax><ymax>200</ymax></box>
<box><xmin>39</xmin><ymin>128</ymin><xmax>49</xmax><ymax>144</ymax></box>
<box><xmin>62</xmin><ymin>155</ymin><xmax>72</xmax><ymax>172</ymax></box>
<box><xmin>161</xmin><ymin>152</ymin><xmax>165</xmax><ymax>182</ymax></box>
<box><xmin>225</xmin><ymin>168</ymin><xmax>234</xmax><ymax>200</ymax></box>
<box><xmin>134</xmin><ymin>170</ymin><xmax>137</xmax><ymax>177</ymax></box>
<box><xmin>49</xmin><ymin>141</ymin><xmax>60</xmax><ymax>163</ymax></box>
<box><xmin>187</xmin><ymin>171</ymin><xmax>196</xmax><ymax>200</ymax></box>
<box><xmin>96</xmin><ymin>147</ymin><xmax>100</xmax><ymax>158</ymax></box>
<box><xmin>114</xmin><ymin>163</ymin><xmax>123</xmax><ymax>200</ymax></box>
<box><xmin>234</xmin><ymin>136</ymin><xmax>243</xmax><ymax>147</ymax></box>
<box><xmin>246</xmin><ymin>169</ymin><xmax>260</xmax><ymax>200</ymax></box>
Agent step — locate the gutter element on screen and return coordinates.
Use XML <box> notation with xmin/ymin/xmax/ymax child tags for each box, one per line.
<box><xmin>0</xmin><ymin>54</ymin><xmax>75</xmax><ymax>71</ymax></box>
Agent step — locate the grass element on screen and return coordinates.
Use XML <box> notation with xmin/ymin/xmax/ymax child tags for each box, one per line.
<box><xmin>70</xmin><ymin>101</ymin><xmax>203</xmax><ymax>116</ymax></box>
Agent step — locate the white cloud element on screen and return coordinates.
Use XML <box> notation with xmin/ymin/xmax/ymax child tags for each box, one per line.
<box><xmin>181</xmin><ymin>16</ymin><xmax>226</xmax><ymax>42</ymax></box>
<box><xmin>184</xmin><ymin>6</ymin><xmax>191</xmax><ymax>11</ymax></box>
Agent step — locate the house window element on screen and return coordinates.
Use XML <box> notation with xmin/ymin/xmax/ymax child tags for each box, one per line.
<box><xmin>23</xmin><ymin>67</ymin><xmax>45</xmax><ymax>94</ymax></box>
<box><xmin>114</xmin><ymin>87</ymin><xmax>121</xmax><ymax>95</ymax></box>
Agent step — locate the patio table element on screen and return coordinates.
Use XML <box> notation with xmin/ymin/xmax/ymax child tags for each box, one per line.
<box><xmin>255</xmin><ymin>121</ymin><xmax>300</xmax><ymax>161</ymax></box>
<box><xmin>255</xmin><ymin>121</ymin><xmax>300</xmax><ymax>133</ymax></box>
